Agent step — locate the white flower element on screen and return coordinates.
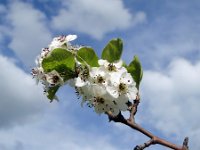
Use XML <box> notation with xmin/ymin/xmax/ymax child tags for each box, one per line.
<box><xmin>35</xmin><ymin>35</ymin><xmax>78</xmax><ymax>72</ymax></box>
<box><xmin>89</xmin><ymin>67</ymin><xmax>110</xmax><ymax>86</ymax></box>
<box><xmin>31</xmin><ymin>67</ymin><xmax>45</xmax><ymax>84</ymax></box>
<box><xmin>49</xmin><ymin>35</ymin><xmax>77</xmax><ymax>51</ymax></box>
<box><xmin>76</xmin><ymin>85</ymin><xmax>93</xmax><ymax>104</ymax></box>
<box><xmin>107</xmin><ymin>71</ymin><xmax>137</xmax><ymax>100</ymax></box>
<box><xmin>75</xmin><ymin>63</ymin><xmax>135</xmax><ymax>115</ymax></box>
<box><xmin>118</xmin><ymin>72</ymin><xmax>137</xmax><ymax>100</ymax></box>
<box><xmin>114</xmin><ymin>95</ymin><xmax>129</xmax><ymax>111</ymax></box>
<box><xmin>98</xmin><ymin>59</ymin><xmax>127</xmax><ymax>83</ymax></box>
<box><xmin>93</xmin><ymin>95</ymin><xmax>120</xmax><ymax>116</ymax></box>
<box><xmin>98</xmin><ymin>59</ymin><xmax>123</xmax><ymax>72</ymax></box>
<box><xmin>45</xmin><ymin>70</ymin><xmax>64</xmax><ymax>86</ymax></box>
<box><xmin>105</xmin><ymin>68</ymin><xmax>128</xmax><ymax>98</ymax></box>
<box><xmin>84</xmin><ymin>85</ymin><xmax>120</xmax><ymax>115</ymax></box>
<box><xmin>74</xmin><ymin>66</ymin><xmax>90</xmax><ymax>87</ymax></box>
<box><xmin>40</xmin><ymin>48</ymin><xmax>50</xmax><ymax>58</ymax></box>
<box><xmin>75</xmin><ymin>76</ymin><xmax>89</xmax><ymax>87</ymax></box>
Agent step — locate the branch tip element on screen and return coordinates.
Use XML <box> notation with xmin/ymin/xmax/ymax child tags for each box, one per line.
<box><xmin>182</xmin><ymin>137</ymin><xmax>189</xmax><ymax>150</ymax></box>
<box><xmin>134</xmin><ymin>145</ymin><xmax>143</xmax><ymax>150</ymax></box>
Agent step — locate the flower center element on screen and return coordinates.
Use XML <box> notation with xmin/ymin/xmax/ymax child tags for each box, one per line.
<box><xmin>97</xmin><ymin>76</ymin><xmax>105</xmax><ymax>84</ymax></box>
<box><xmin>107</xmin><ymin>63</ymin><xmax>116</xmax><ymax>71</ymax></box>
<box><xmin>58</xmin><ymin>35</ymin><xmax>66</xmax><ymax>42</ymax></box>
<box><xmin>52</xmin><ymin>75</ymin><xmax>60</xmax><ymax>84</ymax></box>
<box><xmin>77</xmin><ymin>66</ymin><xmax>89</xmax><ymax>81</ymax></box>
<box><xmin>94</xmin><ymin>97</ymin><xmax>105</xmax><ymax>105</ymax></box>
<box><xmin>119</xmin><ymin>83</ymin><xmax>127</xmax><ymax>93</ymax></box>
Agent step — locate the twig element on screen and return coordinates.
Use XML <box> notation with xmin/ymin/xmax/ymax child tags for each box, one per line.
<box><xmin>106</xmin><ymin>95</ymin><xmax>189</xmax><ymax>150</ymax></box>
<box><xmin>134</xmin><ymin>139</ymin><xmax>154</xmax><ymax>150</ymax></box>
<box><xmin>182</xmin><ymin>137</ymin><xmax>189</xmax><ymax>150</ymax></box>
<box><xmin>129</xmin><ymin>94</ymin><xmax>140</xmax><ymax>122</ymax></box>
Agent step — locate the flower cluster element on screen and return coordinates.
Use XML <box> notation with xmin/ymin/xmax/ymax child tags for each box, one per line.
<box><xmin>32</xmin><ymin>35</ymin><xmax>79</xmax><ymax>99</ymax></box>
<box><xmin>32</xmin><ymin>34</ymin><xmax>140</xmax><ymax>116</ymax></box>
<box><xmin>73</xmin><ymin>59</ymin><xmax>137</xmax><ymax>115</ymax></box>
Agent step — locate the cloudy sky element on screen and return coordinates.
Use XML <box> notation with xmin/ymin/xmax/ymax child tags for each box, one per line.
<box><xmin>0</xmin><ymin>0</ymin><xmax>200</xmax><ymax>149</ymax></box>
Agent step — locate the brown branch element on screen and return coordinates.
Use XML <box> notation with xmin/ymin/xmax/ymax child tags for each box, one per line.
<box><xmin>106</xmin><ymin>101</ymin><xmax>189</xmax><ymax>150</ymax></box>
<box><xmin>134</xmin><ymin>139</ymin><xmax>154</xmax><ymax>150</ymax></box>
<box><xmin>129</xmin><ymin>94</ymin><xmax>140</xmax><ymax>122</ymax></box>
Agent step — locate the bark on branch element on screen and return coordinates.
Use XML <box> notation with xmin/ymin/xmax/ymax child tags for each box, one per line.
<box><xmin>106</xmin><ymin>95</ymin><xmax>189</xmax><ymax>150</ymax></box>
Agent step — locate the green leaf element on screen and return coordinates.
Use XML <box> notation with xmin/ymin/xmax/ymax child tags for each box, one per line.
<box><xmin>59</xmin><ymin>68</ymin><xmax>76</xmax><ymax>81</ymax></box>
<box><xmin>127</xmin><ymin>55</ymin><xmax>143</xmax><ymax>89</ymax></box>
<box><xmin>101</xmin><ymin>38</ymin><xmax>123</xmax><ymax>63</ymax></box>
<box><xmin>77</xmin><ymin>47</ymin><xmax>99</xmax><ymax>67</ymax></box>
<box><xmin>42</xmin><ymin>48</ymin><xmax>75</xmax><ymax>80</ymax></box>
<box><xmin>47</xmin><ymin>86</ymin><xmax>59</xmax><ymax>102</ymax></box>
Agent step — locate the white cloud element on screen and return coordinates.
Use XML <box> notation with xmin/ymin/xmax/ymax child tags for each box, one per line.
<box><xmin>51</xmin><ymin>0</ymin><xmax>146</xmax><ymax>39</ymax></box>
<box><xmin>141</xmin><ymin>58</ymin><xmax>200</xmax><ymax>149</ymax></box>
<box><xmin>125</xmin><ymin>1</ymin><xmax>200</xmax><ymax>68</ymax></box>
<box><xmin>0</xmin><ymin>54</ymin><xmax>133</xmax><ymax>150</ymax></box>
<box><xmin>0</xmin><ymin>55</ymin><xmax>49</xmax><ymax>128</ymax></box>
<box><xmin>6</xmin><ymin>1</ymin><xmax>52</xmax><ymax>66</ymax></box>
<box><xmin>0</xmin><ymin>106</ymin><xmax>120</xmax><ymax>150</ymax></box>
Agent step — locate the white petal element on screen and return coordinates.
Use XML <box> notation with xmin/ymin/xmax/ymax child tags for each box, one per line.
<box><xmin>120</xmin><ymin>72</ymin><xmax>133</xmax><ymax>84</ymax></box>
<box><xmin>106</xmin><ymin>86</ymin><xmax>119</xmax><ymax>98</ymax></box>
<box><xmin>82</xmin><ymin>86</ymin><xmax>93</xmax><ymax>98</ymax></box>
<box><xmin>92</xmin><ymin>85</ymin><xmax>106</xmax><ymax>97</ymax></box>
<box><xmin>66</xmin><ymin>35</ymin><xmax>77</xmax><ymax>42</ymax></box>
<box><xmin>75</xmin><ymin>77</ymin><xmax>87</xmax><ymax>87</ymax></box>
<box><xmin>94</xmin><ymin>105</ymin><xmax>105</xmax><ymax>114</ymax></box>
<box><xmin>115</xmin><ymin>60</ymin><xmax>123</xmax><ymax>68</ymax></box>
<box><xmin>89</xmin><ymin>67</ymin><xmax>98</xmax><ymax>77</ymax></box>
<box><xmin>111</xmin><ymin>108</ymin><xmax>120</xmax><ymax>116</ymax></box>
<box><xmin>127</xmin><ymin>86</ymin><xmax>137</xmax><ymax>100</ymax></box>
<box><xmin>115</xmin><ymin>95</ymin><xmax>129</xmax><ymax>111</ymax></box>
<box><xmin>117</xmin><ymin>67</ymin><xmax>127</xmax><ymax>75</ymax></box>
<box><xmin>98</xmin><ymin>59</ymin><xmax>107</xmax><ymax>66</ymax></box>
<box><xmin>109</xmin><ymin>72</ymin><xmax>121</xmax><ymax>84</ymax></box>
<box><xmin>97</xmin><ymin>67</ymin><xmax>106</xmax><ymax>76</ymax></box>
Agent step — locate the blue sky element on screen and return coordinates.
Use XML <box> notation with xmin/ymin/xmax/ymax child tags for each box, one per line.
<box><xmin>0</xmin><ymin>0</ymin><xmax>200</xmax><ymax>150</ymax></box>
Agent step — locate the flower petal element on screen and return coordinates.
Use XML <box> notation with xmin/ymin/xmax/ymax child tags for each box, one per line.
<box><xmin>66</xmin><ymin>34</ymin><xmax>77</xmax><ymax>42</ymax></box>
<box><xmin>106</xmin><ymin>85</ymin><xmax>119</xmax><ymax>98</ymax></box>
<box><xmin>98</xmin><ymin>59</ymin><xmax>107</xmax><ymax>66</ymax></box>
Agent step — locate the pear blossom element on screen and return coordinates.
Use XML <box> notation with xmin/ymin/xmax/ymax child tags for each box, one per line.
<box><xmin>81</xmin><ymin>85</ymin><xmax>120</xmax><ymax>115</ymax></box>
<box><xmin>98</xmin><ymin>59</ymin><xmax>123</xmax><ymax>72</ymax></box>
<box><xmin>93</xmin><ymin>95</ymin><xmax>120</xmax><ymax>116</ymax></box>
<box><xmin>45</xmin><ymin>70</ymin><xmax>64</xmax><ymax>86</ymax></box>
<box><xmin>76</xmin><ymin>85</ymin><xmax>93</xmax><ymax>102</ymax></box>
<box><xmin>89</xmin><ymin>67</ymin><xmax>109</xmax><ymax>86</ymax></box>
<box><xmin>31</xmin><ymin>67</ymin><xmax>45</xmax><ymax>84</ymax></box>
<box><xmin>49</xmin><ymin>35</ymin><xmax>77</xmax><ymax>51</ymax></box>
<box><xmin>98</xmin><ymin>59</ymin><xmax>127</xmax><ymax>83</ymax></box>
<box><xmin>75</xmin><ymin>65</ymin><xmax>137</xmax><ymax>115</ymax></box>
<box><xmin>74</xmin><ymin>65</ymin><xmax>90</xmax><ymax>87</ymax></box>
<box><xmin>35</xmin><ymin>35</ymin><xmax>78</xmax><ymax>69</ymax></box>
<box><xmin>40</xmin><ymin>48</ymin><xmax>50</xmax><ymax>58</ymax></box>
<box><xmin>73</xmin><ymin>61</ymin><xmax>138</xmax><ymax>115</ymax></box>
<box><xmin>107</xmin><ymin>71</ymin><xmax>137</xmax><ymax>100</ymax></box>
